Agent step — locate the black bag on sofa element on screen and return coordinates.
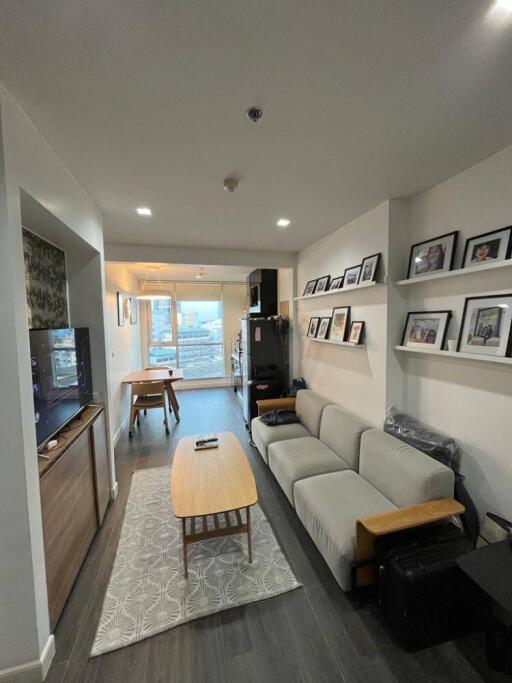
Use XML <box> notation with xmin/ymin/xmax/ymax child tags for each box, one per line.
<box><xmin>260</xmin><ymin>409</ymin><xmax>300</xmax><ymax>426</ymax></box>
<box><xmin>378</xmin><ymin>528</ymin><xmax>481</xmax><ymax>651</ymax></box>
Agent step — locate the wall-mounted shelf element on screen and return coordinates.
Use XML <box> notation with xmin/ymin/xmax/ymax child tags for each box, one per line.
<box><xmin>393</xmin><ymin>345</ymin><xmax>512</xmax><ymax>366</ymax></box>
<box><xmin>395</xmin><ymin>258</ymin><xmax>512</xmax><ymax>287</ymax></box>
<box><xmin>295</xmin><ymin>280</ymin><xmax>378</xmax><ymax>301</ymax></box>
<box><xmin>304</xmin><ymin>336</ymin><xmax>364</xmax><ymax>348</ymax></box>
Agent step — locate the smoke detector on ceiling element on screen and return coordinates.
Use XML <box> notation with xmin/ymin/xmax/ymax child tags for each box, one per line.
<box><xmin>223</xmin><ymin>177</ymin><xmax>239</xmax><ymax>193</ymax></box>
<box><xmin>246</xmin><ymin>106</ymin><xmax>263</xmax><ymax>123</ymax></box>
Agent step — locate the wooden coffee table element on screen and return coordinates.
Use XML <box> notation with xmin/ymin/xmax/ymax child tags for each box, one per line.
<box><xmin>171</xmin><ymin>432</ymin><xmax>258</xmax><ymax>577</ymax></box>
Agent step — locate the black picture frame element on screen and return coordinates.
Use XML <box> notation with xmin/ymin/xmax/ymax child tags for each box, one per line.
<box><xmin>329</xmin><ymin>306</ymin><xmax>351</xmax><ymax>342</ymax></box>
<box><xmin>307</xmin><ymin>316</ymin><xmax>321</xmax><ymax>337</ymax></box>
<box><xmin>348</xmin><ymin>321</ymin><xmax>365</xmax><ymax>344</ymax></box>
<box><xmin>407</xmin><ymin>231</ymin><xmax>458</xmax><ymax>279</ymax></box>
<box><xmin>457</xmin><ymin>294</ymin><xmax>512</xmax><ymax>357</ymax></box>
<box><xmin>401</xmin><ymin>310</ymin><xmax>452</xmax><ymax>350</ymax></box>
<box><xmin>315</xmin><ymin>275</ymin><xmax>331</xmax><ymax>294</ymax></box>
<box><xmin>360</xmin><ymin>253</ymin><xmax>381</xmax><ymax>284</ymax></box>
<box><xmin>329</xmin><ymin>276</ymin><xmax>343</xmax><ymax>290</ymax></box>
<box><xmin>303</xmin><ymin>279</ymin><xmax>318</xmax><ymax>297</ymax></box>
<box><xmin>461</xmin><ymin>226</ymin><xmax>512</xmax><ymax>269</ymax></box>
<box><xmin>316</xmin><ymin>317</ymin><xmax>331</xmax><ymax>339</ymax></box>
<box><xmin>343</xmin><ymin>264</ymin><xmax>362</xmax><ymax>287</ymax></box>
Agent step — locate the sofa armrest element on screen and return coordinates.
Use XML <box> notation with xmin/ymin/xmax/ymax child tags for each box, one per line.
<box><xmin>257</xmin><ymin>397</ymin><xmax>296</xmax><ymax>416</ymax></box>
<box><xmin>354</xmin><ymin>498</ymin><xmax>465</xmax><ymax>588</ymax></box>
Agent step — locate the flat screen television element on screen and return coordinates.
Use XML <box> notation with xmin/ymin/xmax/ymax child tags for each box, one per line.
<box><xmin>29</xmin><ymin>327</ymin><xmax>93</xmax><ymax>447</ymax></box>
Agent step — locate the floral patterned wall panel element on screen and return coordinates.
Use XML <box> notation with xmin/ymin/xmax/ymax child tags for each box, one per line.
<box><xmin>23</xmin><ymin>228</ymin><xmax>69</xmax><ymax>329</ymax></box>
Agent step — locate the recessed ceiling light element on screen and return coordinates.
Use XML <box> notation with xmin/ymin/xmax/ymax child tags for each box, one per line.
<box><xmin>136</xmin><ymin>207</ymin><xmax>152</xmax><ymax>216</ymax></box>
<box><xmin>277</xmin><ymin>218</ymin><xmax>291</xmax><ymax>228</ymax></box>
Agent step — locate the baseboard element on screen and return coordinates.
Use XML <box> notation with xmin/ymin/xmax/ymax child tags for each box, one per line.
<box><xmin>111</xmin><ymin>481</ymin><xmax>119</xmax><ymax>500</ymax></box>
<box><xmin>113</xmin><ymin>411</ymin><xmax>131</xmax><ymax>447</ymax></box>
<box><xmin>0</xmin><ymin>635</ymin><xmax>55</xmax><ymax>683</ymax></box>
<box><xmin>174</xmin><ymin>378</ymin><xmax>232</xmax><ymax>391</ymax></box>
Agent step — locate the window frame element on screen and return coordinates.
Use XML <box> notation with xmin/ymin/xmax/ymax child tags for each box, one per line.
<box><xmin>144</xmin><ymin>282</ymin><xmax>226</xmax><ymax>379</ymax></box>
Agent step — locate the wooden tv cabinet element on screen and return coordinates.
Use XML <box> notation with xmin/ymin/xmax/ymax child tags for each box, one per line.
<box><xmin>39</xmin><ymin>404</ymin><xmax>110</xmax><ymax>629</ymax></box>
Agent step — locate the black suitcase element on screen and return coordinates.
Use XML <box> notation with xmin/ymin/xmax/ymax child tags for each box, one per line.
<box><xmin>379</xmin><ymin>533</ymin><xmax>481</xmax><ymax>651</ymax></box>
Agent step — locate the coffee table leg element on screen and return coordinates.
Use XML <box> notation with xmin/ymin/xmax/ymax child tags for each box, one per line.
<box><xmin>246</xmin><ymin>506</ymin><xmax>252</xmax><ymax>563</ymax></box>
<box><xmin>182</xmin><ymin>518</ymin><xmax>188</xmax><ymax>578</ymax></box>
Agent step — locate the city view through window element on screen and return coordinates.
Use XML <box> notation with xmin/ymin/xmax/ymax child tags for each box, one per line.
<box><xmin>148</xmin><ymin>298</ymin><xmax>224</xmax><ymax>379</ymax></box>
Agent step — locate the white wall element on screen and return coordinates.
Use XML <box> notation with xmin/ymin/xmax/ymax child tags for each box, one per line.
<box><xmin>295</xmin><ymin>146</ymin><xmax>512</xmax><ymax>523</ymax></box>
<box><xmin>0</xmin><ymin>85</ymin><xmax>111</xmax><ymax>680</ymax></box>
<box><xmin>402</xmin><ymin>145</ymin><xmax>512</xmax><ymax>522</ymax></box>
<box><xmin>296</xmin><ymin>202</ymin><xmax>390</xmax><ymax>426</ymax></box>
<box><xmin>105</xmin><ymin>263</ymin><xmax>141</xmax><ymax>443</ymax></box>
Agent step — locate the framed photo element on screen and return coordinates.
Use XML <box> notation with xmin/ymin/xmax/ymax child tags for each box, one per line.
<box><xmin>402</xmin><ymin>310</ymin><xmax>452</xmax><ymax>351</ymax></box>
<box><xmin>303</xmin><ymin>279</ymin><xmax>318</xmax><ymax>297</ymax></box>
<box><xmin>407</xmin><ymin>231</ymin><xmax>458</xmax><ymax>279</ymax></box>
<box><xmin>307</xmin><ymin>317</ymin><xmax>320</xmax><ymax>337</ymax></box>
<box><xmin>461</xmin><ymin>226</ymin><xmax>512</xmax><ymax>269</ymax></box>
<box><xmin>360</xmin><ymin>253</ymin><xmax>381</xmax><ymax>284</ymax></box>
<box><xmin>348</xmin><ymin>321</ymin><xmax>364</xmax><ymax>344</ymax></box>
<box><xmin>316</xmin><ymin>317</ymin><xmax>331</xmax><ymax>339</ymax></box>
<box><xmin>329</xmin><ymin>276</ymin><xmax>343</xmax><ymax>290</ymax></box>
<box><xmin>315</xmin><ymin>275</ymin><xmax>331</xmax><ymax>294</ymax></box>
<box><xmin>328</xmin><ymin>306</ymin><xmax>350</xmax><ymax>342</ymax></box>
<box><xmin>458</xmin><ymin>294</ymin><xmax>512</xmax><ymax>357</ymax></box>
<box><xmin>130</xmin><ymin>297</ymin><xmax>138</xmax><ymax>325</ymax></box>
<box><xmin>343</xmin><ymin>264</ymin><xmax>362</xmax><ymax>287</ymax></box>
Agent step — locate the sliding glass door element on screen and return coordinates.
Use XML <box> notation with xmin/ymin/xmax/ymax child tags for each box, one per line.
<box><xmin>176</xmin><ymin>299</ymin><xmax>224</xmax><ymax>379</ymax></box>
<box><xmin>146</xmin><ymin>283</ymin><xmax>225</xmax><ymax>380</ymax></box>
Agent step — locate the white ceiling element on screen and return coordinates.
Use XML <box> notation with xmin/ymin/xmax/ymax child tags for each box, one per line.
<box><xmin>1</xmin><ymin>1</ymin><xmax>512</xmax><ymax>253</ymax></box>
<box><xmin>127</xmin><ymin>262</ymin><xmax>252</xmax><ymax>282</ymax></box>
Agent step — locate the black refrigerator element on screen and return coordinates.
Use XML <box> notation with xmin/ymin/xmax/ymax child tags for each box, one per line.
<box><xmin>240</xmin><ymin>317</ymin><xmax>289</xmax><ymax>425</ymax></box>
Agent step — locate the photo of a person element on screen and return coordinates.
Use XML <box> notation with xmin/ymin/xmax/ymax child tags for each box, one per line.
<box><xmin>408</xmin><ymin>232</ymin><xmax>458</xmax><ymax>279</ymax></box>
<box><xmin>316</xmin><ymin>317</ymin><xmax>331</xmax><ymax>339</ymax></box>
<box><xmin>471</xmin><ymin>239</ymin><xmax>500</xmax><ymax>263</ymax></box>
<box><xmin>402</xmin><ymin>310</ymin><xmax>452</xmax><ymax>351</ymax></box>
<box><xmin>307</xmin><ymin>317</ymin><xmax>320</xmax><ymax>337</ymax></box>
<box><xmin>468</xmin><ymin>307</ymin><xmax>502</xmax><ymax>347</ymax></box>
<box><xmin>408</xmin><ymin>318</ymin><xmax>440</xmax><ymax>344</ymax></box>
<box><xmin>361</xmin><ymin>263</ymin><xmax>372</xmax><ymax>281</ymax></box>
<box><xmin>462</xmin><ymin>227</ymin><xmax>512</xmax><ymax>268</ymax></box>
<box><xmin>414</xmin><ymin>243</ymin><xmax>445</xmax><ymax>275</ymax></box>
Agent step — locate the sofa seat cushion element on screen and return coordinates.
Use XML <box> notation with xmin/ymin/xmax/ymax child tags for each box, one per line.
<box><xmin>294</xmin><ymin>470</ymin><xmax>396</xmax><ymax>591</ymax></box>
<box><xmin>268</xmin><ymin>437</ymin><xmax>349</xmax><ymax>507</ymax></box>
<box><xmin>251</xmin><ymin>416</ymin><xmax>309</xmax><ymax>464</ymax></box>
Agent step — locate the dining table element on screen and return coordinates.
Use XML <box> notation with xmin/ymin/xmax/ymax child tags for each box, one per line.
<box><xmin>122</xmin><ymin>368</ymin><xmax>184</xmax><ymax>421</ymax></box>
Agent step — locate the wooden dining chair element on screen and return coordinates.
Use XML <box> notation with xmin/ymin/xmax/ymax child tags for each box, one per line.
<box><xmin>129</xmin><ymin>381</ymin><xmax>170</xmax><ymax>437</ymax></box>
<box><xmin>143</xmin><ymin>366</ymin><xmax>174</xmax><ymax>415</ymax></box>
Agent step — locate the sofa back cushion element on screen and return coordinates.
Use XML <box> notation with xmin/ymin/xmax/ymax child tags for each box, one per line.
<box><xmin>295</xmin><ymin>390</ymin><xmax>331</xmax><ymax>438</ymax></box>
<box><xmin>319</xmin><ymin>405</ymin><xmax>369</xmax><ymax>470</ymax></box>
<box><xmin>359</xmin><ymin>429</ymin><xmax>455</xmax><ymax>508</ymax></box>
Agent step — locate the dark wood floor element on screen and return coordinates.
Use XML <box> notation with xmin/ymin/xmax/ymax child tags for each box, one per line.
<box><xmin>45</xmin><ymin>388</ymin><xmax>507</xmax><ymax>683</ymax></box>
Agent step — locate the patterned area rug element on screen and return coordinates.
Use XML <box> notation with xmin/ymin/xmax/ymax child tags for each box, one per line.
<box><xmin>91</xmin><ymin>466</ymin><xmax>301</xmax><ymax>656</ymax></box>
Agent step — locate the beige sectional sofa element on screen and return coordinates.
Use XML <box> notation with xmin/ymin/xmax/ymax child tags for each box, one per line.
<box><xmin>251</xmin><ymin>389</ymin><xmax>455</xmax><ymax>591</ymax></box>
